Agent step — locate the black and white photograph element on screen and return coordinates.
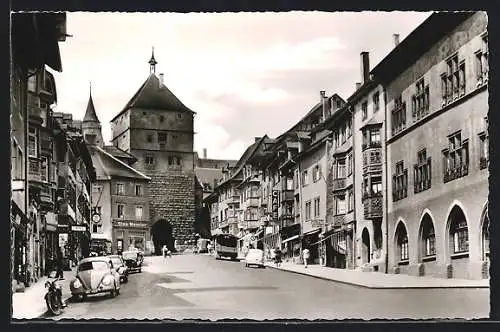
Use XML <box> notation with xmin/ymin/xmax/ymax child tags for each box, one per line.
<box><xmin>10</xmin><ymin>9</ymin><xmax>491</xmax><ymax>321</ymax></box>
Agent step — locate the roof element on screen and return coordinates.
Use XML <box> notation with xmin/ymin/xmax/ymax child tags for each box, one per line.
<box><xmin>89</xmin><ymin>145</ymin><xmax>150</xmax><ymax>181</ymax></box>
<box><xmin>195</xmin><ymin>167</ymin><xmax>223</xmax><ymax>187</ymax></box>
<box><xmin>111</xmin><ymin>73</ymin><xmax>194</xmax><ymax>122</ymax></box>
<box><xmin>371</xmin><ymin>12</ymin><xmax>474</xmax><ymax>84</ymax></box>
<box><xmin>83</xmin><ymin>93</ymin><xmax>99</xmax><ymax>123</ymax></box>
<box><xmin>360</xmin><ymin>116</ymin><xmax>383</xmax><ymax>130</ymax></box>
<box><xmin>102</xmin><ymin>145</ymin><xmax>138</xmax><ymax>163</ymax></box>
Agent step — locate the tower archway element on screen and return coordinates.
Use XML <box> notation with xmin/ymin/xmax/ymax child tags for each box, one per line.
<box><xmin>151</xmin><ymin>219</ymin><xmax>174</xmax><ymax>255</ymax></box>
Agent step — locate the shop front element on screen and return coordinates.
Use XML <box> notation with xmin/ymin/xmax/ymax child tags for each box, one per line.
<box><xmin>280</xmin><ymin>223</ymin><xmax>301</xmax><ymax>262</ymax></box>
<box><xmin>44</xmin><ymin>212</ymin><xmax>59</xmax><ymax>274</ymax></box>
<box><xmin>112</xmin><ymin>220</ymin><xmax>150</xmax><ymax>255</ymax></box>
<box><xmin>301</xmin><ymin>228</ymin><xmax>321</xmax><ymax>264</ymax></box>
<box><xmin>11</xmin><ymin>201</ymin><xmax>29</xmax><ymax>286</ymax></box>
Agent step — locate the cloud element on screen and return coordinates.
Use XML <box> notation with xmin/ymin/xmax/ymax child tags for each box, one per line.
<box><xmin>52</xmin><ymin>11</ymin><xmax>432</xmax><ymax>160</ymax></box>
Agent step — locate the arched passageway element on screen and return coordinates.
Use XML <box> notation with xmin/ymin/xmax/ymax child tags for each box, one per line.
<box><xmin>361</xmin><ymin>228</ymin><xmax>370</xmax><ymax>264</ymax></box>
<box><xmin>151</xmin><ymin>219</ymin><xmax>174</xmax><ymax>254</ymax></box>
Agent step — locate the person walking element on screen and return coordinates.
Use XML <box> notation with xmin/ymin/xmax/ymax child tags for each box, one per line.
<box><xmin>55</xmin><ymin>248</ymin><xmax>64</xmax><ymax>280</ymax></box>
<box><xmin>162</xmin><ymin>245</ymin><xmax>168</xmax><ymax>262</ymax></box>
<box><xmin>302</xmin><ymin>247</ymin><xmax>310</xmax><ymax>269</ymax></box>
<box><xmin>274</xmin><ymin>247</ymin><xmax>282</xmax><ymax>268</ymax></box>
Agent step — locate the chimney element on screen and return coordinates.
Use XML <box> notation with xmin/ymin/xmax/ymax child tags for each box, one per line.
<box><xmin>158</xmin><ymin>73</ymin><xmax>164</xmax><ymax>88</ymax></box>
<box><xmin>393</xmin><ymin>34</ymin><xmax>400</xmax><ymax>47</ymax></box>
<box><xmin>203</xmin><ymin>148</ymin><xmax>207</xmax><ymax>159</ymax></box>
<box><xmin>360</xmin><ymin>51</ymin><xmax>370</xmax><ymax>84</ymax></box>
<box><xmin>255</xmin><ymin>137</ymin><xmax>261</xmax><ymax>143</ymax></box>
<box><xmin>320</xmin><ymin>90</ymin><xmax>327</xmax><ymax>121</ymax></box>
<box><xmin>356</xmin><ymin>82</ymin><xmax>362</xmax><ymax>90</ymax></box>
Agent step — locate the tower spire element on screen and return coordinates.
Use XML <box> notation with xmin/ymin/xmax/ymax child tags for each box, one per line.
<box><xmin>149</xmin><ymin>46</ymin><xmax>158</xmax><ymax>74</ymax></box>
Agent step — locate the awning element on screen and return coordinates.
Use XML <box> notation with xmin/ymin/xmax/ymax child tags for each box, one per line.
<box><xmin>282</xmin><ymin>234</ymin><xmax>300</xmax><ymax>244</ymax></box>
<box><xmin>303</xmin><ymin>228</ymin><xmax>321</xmax><ymax>237</ymax></box>
<box><xmin>255</xmin><ymin>229</ymin><xmax>264</xmax><ymax>239</ymax></box>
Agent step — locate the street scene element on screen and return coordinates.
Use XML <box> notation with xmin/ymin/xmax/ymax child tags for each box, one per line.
<box><xmin>10</xmin><ymin>10</ymin><xmax>490</xmax><ymax>321</ymax></box>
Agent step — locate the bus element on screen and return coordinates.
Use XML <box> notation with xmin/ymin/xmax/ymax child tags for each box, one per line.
<box><xmin>212</xmin><ymin>233</ymin><xmax>238</xmax><ymax>260</ymax></box>
<box><xmin>196</xmin><ymin>238</ymin><xmax>210</xmax><ymax>253</ymax></box>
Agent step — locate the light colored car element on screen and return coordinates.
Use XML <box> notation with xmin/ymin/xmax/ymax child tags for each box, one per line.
<box><xmin>70</xmin><ymin>257</ymin><xmax>121</xmax><ymax>301</ymax></box>
<box><xmin>245</xmin><ymin>249</ymin><xmax>265</xmax><ymax>268</ymax></box>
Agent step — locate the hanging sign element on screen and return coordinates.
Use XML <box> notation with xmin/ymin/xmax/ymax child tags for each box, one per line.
<box><xmin>272</xmin><ymin>190</ymin><xmax>279</xmax><ymax>220</ymax></box>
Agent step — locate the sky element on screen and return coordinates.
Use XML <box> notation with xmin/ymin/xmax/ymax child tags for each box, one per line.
<box><xmin>50</xmin><ymin>11</ymin><xmax>432</xmax><ymax>161</ymax></box>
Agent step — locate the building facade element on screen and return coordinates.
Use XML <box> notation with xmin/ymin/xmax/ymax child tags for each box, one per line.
<box><xmin>372</xmin><ymin>12</ymin><xmax>489</xmax><ymax>279</ymax></box>
<box><xmin>110</xmin><ymin>51</ymin><xmax>196</xmax><ymax>252</ymax></box>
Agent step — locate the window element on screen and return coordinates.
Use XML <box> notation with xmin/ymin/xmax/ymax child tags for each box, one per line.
<box><xmin>391</xmin><ymin>96</ymin><xmax>406</xmax><ymax>135</ymax></box>
<box><xmin>421</xmin><ymin>217</ymin><xmax>436</xmax><ymax>257</ymax></box>
<box><xmin>177</xmin><ymin>113</ymin><xmax>182</xmax><ymax>119</ymax></box>
<box><xmin>414</xmin><ymin>149</ymin><xmax>432</xmax><ymax>193</ymax></box>
<box><xmin>92</xmin><ymin>224</ymin><xmax>102</xmax><ymax>233</ymax></box>
<box><xmin>373</xmin><ymin>92</ymin><xmax>380</xmax><ymax>112</ymax></box>
<box><xmin>336</xmin><ymin>158</ymin><xmax>346</xmax><ymax>179</ymax></box>
<box><xmin>442</xmin><ymin>131</ymin><xmax>469</xmax><ymax>183</ymax></box>
<box><xmin>305</xmin><ymin>201</ymin><xmax>311</xmax><ymax>220</ymax></box>
<box><xmin>168</xmin><ymin>156</ymin><xmax>174</xmax><ymax>165</ymax></box>
<box><xmin>160</xmin><ymin>115</ymin><xmax>164</xmax><ymax>123</ymax></box>
<box><xmin>28</xmin><ymin>74</ymin><xmax>37</xmax><ymax>92</ymax></box>
<box><xmin>361</xmin><ymin>101</ymin><xmax>368</xmax><ymax>120</ymax></box>
<box><xmin>40</xmin><ymin>156</ymin><xmax>49</xmax><ymax>182</ymax></box>
<box><xmin>412</xmin><ymin>78</ymin><xmax>430</xmax><ymax>121</ymax></box>
<box><xmin>294</xmin><ymin>170</ymin><xmax>299</xmax><ymax>189</ymax></box>
<box><xmin>334</xmin><ymin>131</ymin><xmax>340</xmax><ymax>148</ymax></box>
<box><xmin>392</xmin><ymin>161</ymin><xmax>408</xmax><ymax>201</ymax></box>
<box><xmin>347</xmin><ymin>153</ymin><xmax>353</xmax><ymax>176</ymax></box>
<box><xmin>371</xmin><ymin>176</ymin><xmax>382</xmax><ymax>195</ymax></box>
<box><xmin>147</xmin><ymin>134</ymin><xmax>153</xmax><ymax>143</ymax></box>
<box><xmin>302</xmin><ymin>170</ymin><xmax>309</xmax><ymax>186</ymax></box>
<box><xmin>135</xmin><ymin>206</ymin><xmax>143</xmax><ymax>220</ymax></box>
<box><xmin>117</xmin><ymin>204</ymin><xmax>124</xmax><ymax>218</ymax></box>
<box><xmin>312</xmin><ymin>165</ymin><xmax>321</xmax><ymax>182</ymax></box>
<box><xmin>347</xmin><ymin>189</ymin><xmax>354</xmax><ymax>212</ymax></box>
<box><xmin>28</xmin><ymin>127</ymin><xmax>38</xmax><ymax>157</ymax></box>
<box><xmin>145</xmin><ymin>155</ymin><xmax>154</xmax><ymax>166</ymax></box>
<box><xmin>336</xmin><ymin>195</ymin><xmax>346</xmax><ymax>215</ymax></box>
<box><xmin>370</xmin><ymin>128</ymin><xmax>381</xmax><ymax>146</ymax></box>
<box><xmin>116</xmin><ymin>183</ymin><xmax>125</xmax><ymax>195</ymax></box>
<box><xmin>135</xmin><ymin>185</ymin><xmax>142</xmax><ymax>196</ymax></box>
<box><xmin>442</xmin><ymin>55</ymin><xmax>466</xmax><ymax>106</ymax></box>
<box><xmin>314</xmin><ymin>197</ymin><xmax>320</xmax><ymax>218</ymax></box>
<box><xmin>450</xmin><ymin>219</ymin><xmax>469</xmax><ymax>254</ymax></box>
<box><xmin>158</xmin><ymin>133</ymin><xmax>167</xmax><ymax>142</ymax></box>
<box><xmin>347</xmin><ymin>118</ymin><xmax>352</xmax><ymax>137</ymax></box>
<box><xmin>396</xmin><ymin>223</ymin><xmax>409</xmax><ymax>261</ymax></box>
<box><xmin>475</xmin><ymin>34</ymin><xmax>489</xmax><ymax>86</ymax></box>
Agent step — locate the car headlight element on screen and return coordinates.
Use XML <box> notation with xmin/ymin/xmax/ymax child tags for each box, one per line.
<box><xmin>73</xmin><ymin>279</ymin><xmax>82</xmax><ymax>289</ymax></box>
<box><xmin>102</xmin><ymin>275</ymin><xmax>114</xmax><ymax>286</ymax></box>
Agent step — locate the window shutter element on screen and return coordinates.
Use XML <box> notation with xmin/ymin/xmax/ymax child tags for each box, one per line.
<box><xmin>403</xmin><ymin>169</ymin><xmax>408</xmax><ymax>198</ymax></box>
<box><xmin>413</xmin><ymin>165</ymin><xmax>418</xmax><ymax>193</ymax></box>
<box><xmin>392</xmin><ymin>175</ymin><xmax>396</xmax><ymax>201</ymax></box>
<box><xmin>427</xmin><ymin>157</ymin><xmax>432</xmax><ymax>188</ymax></box>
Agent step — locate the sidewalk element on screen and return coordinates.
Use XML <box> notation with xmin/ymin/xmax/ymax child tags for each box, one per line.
<box><xmin>11</xmin><ymin>268</ymin><xmax>76</xmax><ymax>320</ymax></box>
<box><xmin>265</xmin><ymin>261</ymin><xmax>490</xmax><ymax>289</ymax></box>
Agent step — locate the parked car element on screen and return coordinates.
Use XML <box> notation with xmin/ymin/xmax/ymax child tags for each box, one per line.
<box><xmin>69</xmin><ymin>257</ymin><xmax>121</xmax><ymax>301</ymax></box>
<box><xmin>244</xmin><ymin>249</ymin><xmax>265</xmax><ymax>268</ymax></box>
<box><xmin>108</xmin><ymin>255</ymin><xmax>129</xmax><ymax>283</ymax></box>
<box><xmin>122</xmin><ymin>250</ymin><xmax>143</xmax><ymax>273</ymax></box>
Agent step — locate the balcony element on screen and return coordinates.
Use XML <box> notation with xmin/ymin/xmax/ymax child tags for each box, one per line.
<box><xmin>363</xmin><ymin>193</ymin><xmax>383</xmax><ymax>219</ymax></box>
<box><xmin>362</xmin><ymin>148</ymin><xmax>382</xmax><ymax>175</ymax></box>
<box><xmin>39</xmin><ymin>185</ymin><xmax>54</xmax><ymax>211</ymax></box>
<box><xmin>40</xmin><ymin>131</ymin><xmax>52</xmax><ymax>155</ymax></box>
<box><xmin>443</xmin><ymin>163</ymin><xmax>469</xmax><ymax>183</ymax></box>
<box><xmin>333</xmin><ymin>178</ymin><xmax>347</xmax><ymax>191</ymax></box>
<box><xmin>28</xmin><ymin>157</ymin><xmax>42</xmax><ymax>182</ymax></box>
<box><xmin>333</xmin><ymin>211</ymin><xmax>355</xmax><ymax>228</ymax></box>
<box><xmin>245</xmin><ymin>197</ymin><xmax>260</xmax><ymax>207</ymax></box>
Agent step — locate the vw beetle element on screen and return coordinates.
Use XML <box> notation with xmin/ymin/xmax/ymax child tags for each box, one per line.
<box><xmin>70</xmin><ymin>257</ymin><xmax>121</xmax><ymax>301</ymax></box>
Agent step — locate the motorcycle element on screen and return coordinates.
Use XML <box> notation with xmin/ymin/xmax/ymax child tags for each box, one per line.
<box><xmin>44</xmin><ymin>278</ymin><xmax>66</xmax><ymax>316</ymax></box>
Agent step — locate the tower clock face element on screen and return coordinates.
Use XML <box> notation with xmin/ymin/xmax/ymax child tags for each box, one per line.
<box><xmin>92</xmin><ymin>213</ymin><xmax>101</xmax><ymax>224</ymax></box>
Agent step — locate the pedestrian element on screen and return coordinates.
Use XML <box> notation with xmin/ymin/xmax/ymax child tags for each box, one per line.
<box><xmin>55</xmin><ymin>248</ymin><xmax>64</xmax><ymax>280</ymax></box>
<box><xmin>302</xmin><ymin>247</ymin><xmax>310</xmax><ymax>269</ymax></box>
<box><xmin>162</xmin><ymin>245</ymin><xmax>168</xmax><ymax>262</ymax></box>
<box><xmin>274</xmin><ymin>247</ymin><xmax>282</xmax><ymax>268</ymax></box>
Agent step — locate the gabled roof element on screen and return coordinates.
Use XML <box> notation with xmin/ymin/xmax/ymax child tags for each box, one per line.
<box><xmin>195</xmin><ymin>167</ymin><xmax>224</xmax><ymax>188</ymax></box>
<box><xmin>89</xmin><ymin>145</ymin><xmax>150</xmax><ymax>181</ymax></box>
<box><xmin>111</xmin><ymin>73</ymin><xmax>194</xmax><ymax>122</ymax></box>
<box><xmin>83</xmin><ymin>93</ymin><xmax>99</xmax><ymax>123</ymax></box>
<box><xmin>102</xmin><ymin>145</ymin><xmax>138</xmax><ymax>163</ymax></box>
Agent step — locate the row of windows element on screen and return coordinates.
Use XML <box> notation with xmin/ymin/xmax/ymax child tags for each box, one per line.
<box><xmin>144</xmin><ymin>154</ymin><xmax>183</xmax><ymax>167</ymax></box>
<box><xmin>146</xmin><ymin>132</ymin><xmax>179</xmax><ymax>145</ymax></box>
<box><xmin>392</xmin><ymin>35</ymin><xmax>488</xmax><ymax>136</ymax></box>
<box><xmin>392</xmin><ymin>128</ymin><xmax>487</xmax><ymax>202</ymax></box>
<box><xmin>114</xmin><ymin>204</ymin><xmax>144</xmax><ymax>220</ymax></box>
<box><xmin>110</xmin><ymin>183</ymin><xmax>144</xmax><ymax>196</ymax></box>
<box><xmin>304</xmin><ymin>197</ymin><xmax>321</xmax><ymax>220</ymax></box>
<box><xmin>361</xmin><ymin>91</ymin><xmax>380</xmax><ymax>120</ymax></box>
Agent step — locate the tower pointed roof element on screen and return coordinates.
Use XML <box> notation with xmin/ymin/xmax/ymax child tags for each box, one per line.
<box><xmin>83</xmin><ymin>83</ymin><xmax>100</xmax><ymax>123</ymax></box>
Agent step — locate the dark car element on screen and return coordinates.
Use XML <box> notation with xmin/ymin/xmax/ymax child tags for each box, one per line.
<box><xmin>122</xmin><ymin>251</ymin><xmax>142</xmax><ymax>273</ymax></box>
<box><xmin>108</xmin><ymin>255</ymin><xmax>128</xmax><ymax>283</ymax></box>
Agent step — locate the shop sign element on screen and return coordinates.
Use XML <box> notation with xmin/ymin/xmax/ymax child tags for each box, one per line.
<box><xmin>71</xmin><ymin>225</ymin><xmax>87</xmax><ymax>232</ymax></box>
<box><xmin>271</xmin><ymin>190</ymin><xmax>279</xmax><ymax>220</ymax></box>
<box><xmin>59</xmin><ymin>233</ymin><xmax>68</xmax><ymax>247</ymax></box>
<box><xmin>113</xmin><ymin>220</ymin><xmax>148</xmax><ymax>229</ymax></box>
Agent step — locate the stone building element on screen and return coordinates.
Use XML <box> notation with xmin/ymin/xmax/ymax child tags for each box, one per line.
<box><xmin>371</xmin><ymin>12</ymin><xmax>489</xmax><ymax>279</ymax></box>
<box><xmin>348</xmin><ymin>51</ymin><xmax>387</xmax><ymax>272</ymax></box>
<box><xmin>81</xmin><ymin>90</ymin><xmax>152</xmax><ymax>255</ymax></box>
<box><xmin>109</xmin><ymin>50</ymin><xmax>196</xmax><ymax>253</ymax></box>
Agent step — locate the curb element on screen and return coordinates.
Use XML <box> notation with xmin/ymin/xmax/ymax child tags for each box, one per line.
<box><xmin>265</xmin><ymin>264</ymin><xmax>490</xmax><ymax>290</ymax></box>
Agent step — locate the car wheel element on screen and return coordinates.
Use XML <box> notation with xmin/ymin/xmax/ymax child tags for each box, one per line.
<box><xmin>75</xmin><ymin>293</ymin><xmax>86</xmax><ymax>302</ymax></box>
<box><xmin>138</xmin><ymin>268</ymin><xmax>142</xmax><ymax>273</ymax></box>
<box><xmin>245</xmin><ymin>263</ymin><xmax>248</xmax><ymax>267</ymax></box>
<box><xmin>124</xmin><ymin>276</ymin><xmax>128</xmax><ymax>283</ymax></box>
